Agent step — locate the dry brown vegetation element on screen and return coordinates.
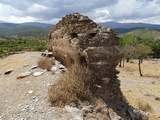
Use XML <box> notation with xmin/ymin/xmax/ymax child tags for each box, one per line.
<box><xmin>51</xmin><ymin>47</ymin><xmax>82</xmax><ymax>67</ymax></box>
<box><xmin>48</xmin><ymin>64</ymin><xmax>95</xmax><ymax>106</ymax></box>
<box><xmin>137</xmin><ymin>100</ymin><xmax>153</xmax><ymax>112</ymax></box>
<box><xmin>48</xmin><ymin>45</ymin><xmax>94</xmax><ymax>106</ymax></box>
<box><xmin>38</xmin><ymin>57</ymin><xmax>55</xmax><ymax>71</ymax></box>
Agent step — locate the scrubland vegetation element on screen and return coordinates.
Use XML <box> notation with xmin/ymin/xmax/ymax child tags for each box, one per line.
<box><xmin>0</xmin><ymin>35</ymin><xmax>47</xmax><ymax>58</ymax></box>
<box><xmin>119</xmin><ymin>29</ymin><xmax>160</xmax><ymax>59</ymax></box>
<box><xmin>118</xmin><ymin>29</ymin><xmax>160</xmax><ymax>76</ymax></box>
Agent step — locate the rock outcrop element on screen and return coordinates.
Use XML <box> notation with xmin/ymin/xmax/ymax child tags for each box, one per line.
<box><xmin>47</xmin><ymin>13</ymin><xmax>119</xmax><ymax>81</ymax></box>
<box><xmin>47</xmin><ymin>13</ymin><xmax>142</xmax><ymax>119</ymax></box>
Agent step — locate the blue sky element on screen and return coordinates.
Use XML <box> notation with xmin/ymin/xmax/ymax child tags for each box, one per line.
<box><xmin>0</xmin><ymin>0</ymin><xmax>160</xmax><ymax>24</ymax></box>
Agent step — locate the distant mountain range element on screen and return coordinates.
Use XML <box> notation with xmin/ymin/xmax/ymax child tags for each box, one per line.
<box><xmin>0</xmin><ymin>21</ymin><xmax>160</xmax><ymax>35</ymax></box>
<box><xmin>99</xmin><ymin>21</ymin><xmax>160</xmax><ymax>34</ymax></box>
<box><xmin>0</xmin><ymin>22</ymin><xmax>53</xmax><ymax>36</ymax></box>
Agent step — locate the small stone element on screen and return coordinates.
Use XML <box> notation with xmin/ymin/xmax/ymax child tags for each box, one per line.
<box><xmin>94</xmin><ymin>84</ymin><xmax>102</xmax><ymax>88</ymax></box>
<box><xmin>50</xmin><ymin>65</ymin><xmax>58</xmax><ymax>71</ymax></box>
<box><xmin>47</xmin><ymin>52</ymin><xmax>53</xmax><ymax>57</ymax></box>
<box><xmin>25</xmin><ymin>105</ymin><xmax>29</xmax><ymax>109</ymax></box>
<box><xmin>28</xmin><ymin>90</ymin><xmax>33</xmax><ymax>94</ymax></box>
<box><xmin>47</xmin><ymin>83</ymin><xmax>53</xmax><ymax>86</ymax></box>
<box><xmin>17</xmin><ymin>71</ymin><xmax>32</xmax><ymax>79</ymax></box>
<box><xmin>4</xmin><ymin>69</ymin><xmax>13</xmax><ymax>75</ymax></box>
<box><xmin>22</xmin><ymin>105</ymin><xmax>29</xmax><ymax>111</ymax></box>
<box><xmin>155</xmin><ymin>97</ymin><xmax>160</xmax><ymax>101</ymax></box>
<box><xmin>54</xmin><ymin>60</ymin><xmax>61</xmax><ymax>64</ymax></box>
<box><xmin>25</xmin><ymin>81</ymin><xmax>30</xmax><ymax>84</ymax></box>
<box><xmin>23</xmin><ymin>64</ymin><xmax>29</xmax><ymax>67</ymax></box>
<box><xmin>55</xmin><ymin>70</ymin><xmax>62</xmax><ymax>74</ymax></box>
<box><xmin>58</xmin><ymin>64</ymin><xmax>66</xmax><ymax>69</ymax></box>
<box><xmin>33</xmin><ymin>70</ymin><xmax>46</xmax><ymax>76</ymax></box>
<box><xmin>31</xmin><ymin>65</ymin><xmax>38</xmax><ymax>69</ymax></box>
<box><xmin>31</xmin><ymin>96</ymin><xmax>36</xmax><ymax>99</ymax></box>
<box><xmin>20</xmin><ymin>118</ymin><xmax>26</xmax><ymax>120</ymax></box>
<box><xmin>41</xmin><ymin>50</ymin><xmax>53</xmax><ymax>57</ymax></box>
<box><xmin>35</xmin><ymin>98</ymin><xmax>39</xmax><ymax>102</ymax></box>
<box><xmin>65</xmin><ymin>105</ymin><xmax>79</xmax><ymax>112</ymax></box>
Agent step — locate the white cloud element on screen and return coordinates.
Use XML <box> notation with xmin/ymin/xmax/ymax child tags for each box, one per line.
<box><xmin>0</xmin><ymin>0</ymin><xmax>159</xmax><ymax>24</ymax></box>
<box><xmin>0</xmin><ymin>3</ymin><xmax>21</xmax><ymax>16</ymax></box>
<box><xmin>9</xmin><ymin>16</ymin><xmax>37</xmax><ymax>23</ymax></box>
<box><xmin>28</xmin><ymin>3</ymin><xmax>48</xmax><ymax>13</ymax></box>
<box><xmin>0</xmin><ymin>3</ymin><xmax>38</xmax><ymax>23</ymax></box>
<box><xmin>85</xmin><ymin>8</ymin><xmax>111</xmax><ymax>23</ymax></box>
<box><xmin>105</xmin><ymin>0</ymin><xmax>160</xmax><ymax>24</ymax></box>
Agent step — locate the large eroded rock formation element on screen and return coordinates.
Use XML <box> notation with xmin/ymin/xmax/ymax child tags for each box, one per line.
<box><xmin>47</xmin><ymin>13</ymin><xmax>119</xmax><ymax>81</ymax></box>
<box><xmin>47</xmin><ymin>13</ymin><xmax>142</xmax><ymax>119</ymax></box>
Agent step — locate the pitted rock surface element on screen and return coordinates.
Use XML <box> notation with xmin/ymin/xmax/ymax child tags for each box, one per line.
<box><xmin>47</xmin><ymin>13</ymin><xmax>142</xmax><ymax>119</ymax></box>
<box><xmin>47</xmin><ymin>13</ymin><xmax>120</xmax><ymax>81</ymax></box>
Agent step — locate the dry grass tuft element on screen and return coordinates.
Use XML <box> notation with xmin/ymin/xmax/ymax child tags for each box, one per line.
<box><xmin>151</xmin><ymin>81</ymin><xmax>156</xmax><ymax>84</ymax></box>
<box><xmin>38</xmin><ymin>57</ymin><xmax>55</xmax><ymax>71</ymax></box>
<box><xmin>51</xmin><ymin>47</ymin><xmax>82</xmax><ymax>67</ymax></box>
<box><xmin>48</xmin><ymin>64</ymin><xmax>94</xmax><ymax>106</ymax></box>
<box><xmin>137</xmin><ymin>100</ymin><xmax>153</xmax><ymax>112</ymax></box>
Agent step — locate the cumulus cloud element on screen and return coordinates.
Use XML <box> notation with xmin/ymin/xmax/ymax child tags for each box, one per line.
<box><xmin>106</xmin><ymin>0</ymin><xmax>160</xmax><ymax>23</ymax></box>
<box><xmin>0</xmin><ymin>0</ymin><xmax>159</xmax><ymax>24</ymax></box>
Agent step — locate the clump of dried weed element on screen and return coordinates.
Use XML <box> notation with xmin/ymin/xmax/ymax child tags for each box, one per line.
<box><xmin>48</xmin><ymin>64</ymin><xmax>94</xmax><ymax>106</ymax></box>
<box><xmin>38</xmin><ymin>57</ymin><xmax>55</xmax><ymax>71</ymax></box>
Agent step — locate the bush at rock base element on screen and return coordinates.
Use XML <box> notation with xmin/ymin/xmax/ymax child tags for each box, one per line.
<box><xmin>48</xmin><ymin>64</ymin><xmax>95</xmax><ymax>106</ymax></box>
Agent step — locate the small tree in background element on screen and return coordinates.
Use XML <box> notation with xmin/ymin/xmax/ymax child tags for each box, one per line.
<box><xmin>134</xmin><ymin>44</ymin><xmax>153</xmax><ymax>76</ymax></box>
<box><xmin>123</xmin><ymin>45</ymin><xmax>135</xmax><ymax>63</ymax></box>
<box><xmin>117</xmin><ymin>45</ymin><xmax>135</xmax><ymax>67</ymax></box>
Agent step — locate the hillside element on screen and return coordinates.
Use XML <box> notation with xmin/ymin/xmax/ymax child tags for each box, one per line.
<box><xmin>99</xmin><ymin>21</ymin><xmax>160</xmax><ymax>34</ymax></box>
<box><xmin>126</xmin><ymin>29</ymin><xmax>160</xmax><ymax>40</ymax></box>
<box><xmin>0</xmin><ymin>22</ymin><xmax>52</xmax><ymax>36</ymax></box>
<box><xmin>119</xmin><ymin>28</ymin><xmax>160</xmax><ymax>58</ymax></box>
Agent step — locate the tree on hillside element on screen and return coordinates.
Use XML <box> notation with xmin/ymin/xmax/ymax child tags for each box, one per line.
<box><xmin>151</xmin><ymin>40</ymin><xmax>160</xmax><ymax>58</ymax></box>
<box><xmin>134</xmin><ymin>44</ymin><xmax>153</xmax><ymax>76</ymax></box>
<box><xmin>117</xmin><ymin>45</ymin><xmax>135</xmax><ymax>67</ymax></box>
<box><xmin>123</xmin><ymin>45</ymin><xmax>135</xmax><ymax>63</ymax></box>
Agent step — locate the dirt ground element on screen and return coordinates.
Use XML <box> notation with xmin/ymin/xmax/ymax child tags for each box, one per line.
<box><xmin>0</xmin><ymin>52</ymin><xmax>63</xmax><ymax>120</ymax></box>
<box><xmin>0</xmin><ymin>52</ymin><xmax>160</xmax><ymax>119</ymax></box>
<box><xmin>117</xmin><ymin>59</ymin><xmax>160</xmax><ymax>119</ymax></box>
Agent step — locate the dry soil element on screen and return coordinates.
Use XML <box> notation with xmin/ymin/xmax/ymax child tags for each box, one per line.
<box><xmin>117</xmin><ymin>59</ymin><xmax>160</xmax><ymax>120</ymax></box>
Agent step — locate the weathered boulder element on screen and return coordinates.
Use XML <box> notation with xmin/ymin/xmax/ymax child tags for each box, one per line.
<box><xmin>47</xmin><ymin>13</ymin><xmax>119</xmax><ymax>81</ymax></box>
<box><xmin>47</xmin><ymin>13</ymin><xmax>142</xmax><ymax>119</ymax></box>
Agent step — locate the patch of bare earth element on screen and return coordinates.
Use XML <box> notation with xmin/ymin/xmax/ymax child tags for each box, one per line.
<box><xmin>117</xmin><ymin>59</ymin><xmax>160</xmax><ymax>120</ymax></box>
<box><xmin>0</xmin><ymin>52</ymin><xmax>65</xmax><ymax>119</ymax></box>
